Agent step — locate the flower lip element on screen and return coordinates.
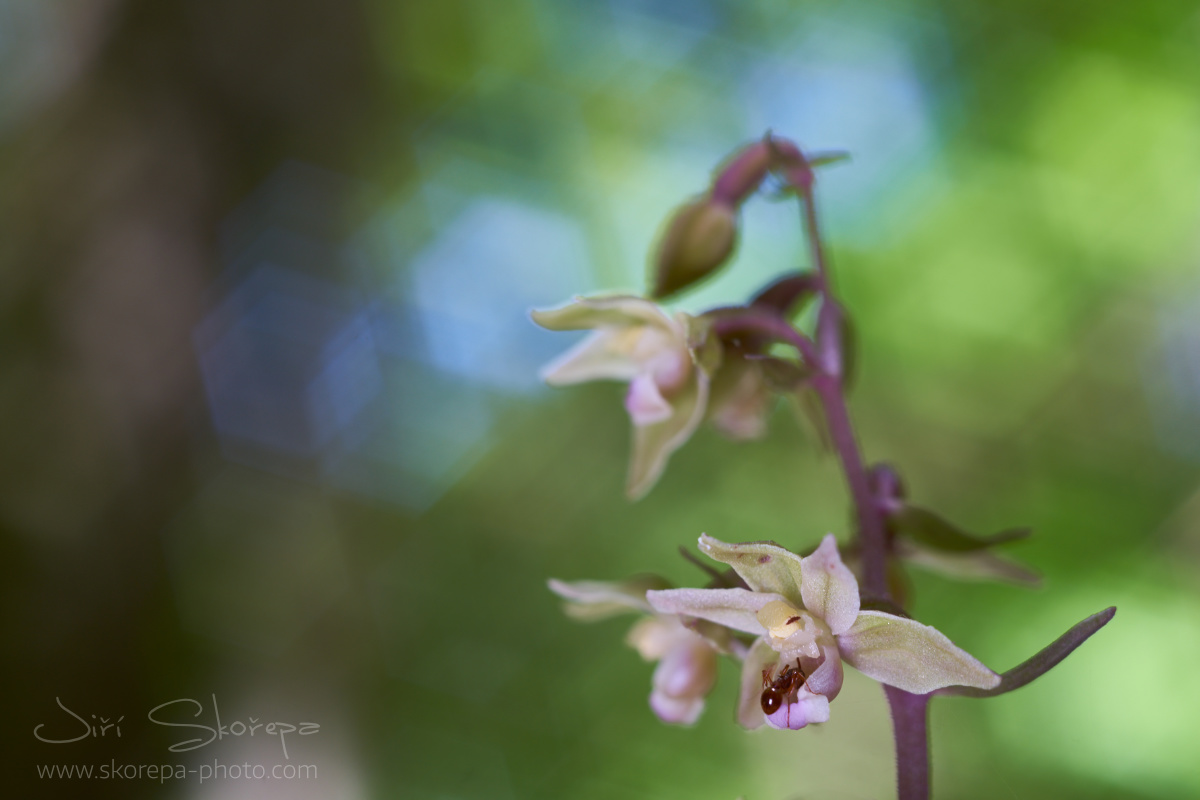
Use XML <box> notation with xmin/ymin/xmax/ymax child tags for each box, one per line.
<box><xmin>764</xmin><ymin>688</ymin><xmax>830</xmax><ymax>730</ymax></box>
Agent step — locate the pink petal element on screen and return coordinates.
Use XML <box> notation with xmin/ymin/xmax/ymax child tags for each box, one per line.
<box><xmin>625</xmin><ymin>373</ymin><xmax>673</xmax><ymax>426</ymax></box>
<box><xmin>764</xmin><ymin>688</ymin><xmax>831</xmax><ymax>731</ymax></box>
<box><xmin>649</xmin><ymin>690</ymin><xmax>705</xmax><ymax>725</ymax></box>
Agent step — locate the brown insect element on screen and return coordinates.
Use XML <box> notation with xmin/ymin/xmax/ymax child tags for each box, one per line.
<box><xmin>760</xmin><ymin>659</ymin><xmax>808</xmax><ymax>716</ymax></box>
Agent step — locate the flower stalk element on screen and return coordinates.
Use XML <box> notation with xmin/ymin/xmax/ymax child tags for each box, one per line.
<box><xmin>885</xmin><ymin>685</ymin><xmax>931</xmax><ymax>800</ymax></box>
<box><xmin>536</xmin><ymin>134</ymin><xmax>1115</xmax><ymax>800</ymax></box>
<box><xmin>795</xmin><ymin>154</ymin><xmax>929</xmax><ymax>799</ymax></box>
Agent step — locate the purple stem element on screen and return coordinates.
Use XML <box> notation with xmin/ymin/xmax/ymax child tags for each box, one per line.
<box><xmin>801</xmin><ymin>179</ymin><xmax>832</xmax><ymax>293</ymax></box>
<box><xmin>884</xmin><ymin>685</ymin><xmax>932</xmax><ymax>800</ymax></box>
<box><xmin>812</xmin><ymin>374</ymin><xmax>888</xmax><ymax>598</ymax></box>
<box><xmin>710</xmin><ymin>312</ymin><xmax>821</xmax><ymax>366</ymax></box>
<box><xmin>796</xmin><ymin>175</ymin><xmax>930</xmax><ymax>800</ymax></box>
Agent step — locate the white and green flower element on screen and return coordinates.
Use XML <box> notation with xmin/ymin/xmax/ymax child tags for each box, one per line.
<box><xmin>548</xmin><ymin>575</ymin><xmax>724</xmax><ymax>725</ymax></box>
<box><xmin>647</xmin><ymin>534</ymin><xmax>1000</xmax><ymax>730</ymax></box>
<box><xmin>532</xmin><ymin>295</ymin><xmax>718</xmax><ymax>499</ymax></box>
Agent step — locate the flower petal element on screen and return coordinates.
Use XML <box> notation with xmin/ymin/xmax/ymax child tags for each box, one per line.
<box><xmin>801</xmin><ymin>640</ymin><xmax>844</xmax><ymax>701</ymax></box>
<box><xmin>707</xmin><ymin>357</ymin><xmax>770</xmax><ymax>440</ymax></box>
<box><xmin>698</xmin><ymin>535</ymin><xmax>804</xmax><ymax>604</ymax></box>
<box><xmin>625</xmin><ymin>373</ymin><xmax>674</xmax><ymax>426</ymax></box>
<box><xmin>763</xmin><ymin>687</ymin><xmax>830</xmax><ymax>730</ymax></box>
<box><xmin>799</xmin><ymin>534</ymin><xmax>861</xmax><ymax>636</ymax></box>
<box><xmin>736</xmin><ymin>638</ymin><xmax>777</xmax><ymax>730</ymax></box>
<box><xmin>649</xmin><ymin>689</ymin><xmax>705</xmax><ymax>725</ymax></box>
<box><xmin>646</xmin><ymin>587</ymin><xmax>784</xmax><ymax>635</ymax></box>
<box><xmin>625</xmin><ymin>616</ymin><xmax>692</xmax><ymax>660</ymax></box>
<box><xmin>837</xmin><ymin>610</ymin><xmax>1000</xmax><ymax>694</ymax></box>
<box><xmin>548</xmin><ymin>576</ymin><xmax>666</xmax><ymax>620</ymax></box>
<box><xmin>539</xmin><ymin>330</ymin><xmax>642</xmax><ymax>386</ymax></box>
<box><xmin>626</xmin><ymin>366</ymin><xmax>709</xmax><ymax>499</ymax></box>
<box><xmin>653</xmin><ymin>637</ymin><xmax>718</xmax><ymax>698</ymax></box>
<box><xmin>531</xmin><ymin>295</ymin><xmax>673</xmax><ymax>332</ymax></box>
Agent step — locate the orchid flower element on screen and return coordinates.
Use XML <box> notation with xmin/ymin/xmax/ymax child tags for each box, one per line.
<box><xmin>548</xmin><ymin>576</ymin><xmax>725</xmax><ymax>725</ymax></box>
<box><xmin>648</xmin><ymin>534</ymin><xmax>1000</xmax><ymax>730</ymax></box>
<box><xmin>705</xmin><ymin>351</ymin><xmax>770</xmax><ymax>441</ymax></box>
<box><xmin>532</xmin><ymin>295</ymin><xmax>717</xmax><ymax>499</ymax></box>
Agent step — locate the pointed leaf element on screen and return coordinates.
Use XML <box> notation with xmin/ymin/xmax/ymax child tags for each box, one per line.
<box><xmin>939</xmin><ymin>607</ymin><xmax>1116</xmax><ymax>698</ymax></box>
<box><xmin>646</xmin><ymin>587</ymin><xmax>784</xmax><ymax>635</ymax></box>
<box><xmin>697</xmin><ymin>535</ymin><xmax>804</xmax><ymax>604</ymax></box>
<box><xmin>838</xmin><ymin>611</ymin><xmax>1000</xmax><ymax>694</ymax></box>
<box><xmin>896</xmin><ymin>539</ymin><xmax>1041</xmax><ymax>587</ymax></box>
<box><xmin>893</xmin><ymin>506</ymin><xmax>1030</xmax><ymax>553</ymax></box>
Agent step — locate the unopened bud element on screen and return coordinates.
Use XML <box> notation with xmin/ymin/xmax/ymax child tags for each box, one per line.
<box><xmin>711</xmin><ymin>140</ymin><xmax>774</xmax><ymax>206</ymax></box>
<box><xmin>651</xmin><ymin>198</ymin><xmax>737</xmax><ymax>299</ymax></box>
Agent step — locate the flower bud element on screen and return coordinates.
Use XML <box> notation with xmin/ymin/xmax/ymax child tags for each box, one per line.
<box><xmin>711</xmin><ymin>141</ymin><xmax>774</xmax><ymax>207</ymax></box>
<box><xmin>651</xmin><ymin>198</ymin><xmax>738</xmax><ymax>300</ymax></box>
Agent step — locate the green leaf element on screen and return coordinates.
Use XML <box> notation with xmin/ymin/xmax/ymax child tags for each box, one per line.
<box><xmin>896</xmin><ymin>540</ymin><xmax>1041</xmax><ymax>587</ymax></box>
<box><xmin>892</xmin><ymin>506</ymin><xmax>1030</xmax><ymax>553</ymax></box>
<box><xmin>938</xmin><ymin>607</ymin><xmax>1116</xmax><ymax>698</ymax></box>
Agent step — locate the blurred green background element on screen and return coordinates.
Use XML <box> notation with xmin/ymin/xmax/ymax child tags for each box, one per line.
<box><xmin>3</xmin><ymin>0</ymin><xmax>1200</xmax><ymax>798</ymax></box>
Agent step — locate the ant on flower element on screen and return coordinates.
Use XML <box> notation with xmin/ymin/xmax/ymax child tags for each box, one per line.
<box><xmin>760</xmin><ymin>659</ymin><xmax>808</xmax><ymax>719</ymax></box>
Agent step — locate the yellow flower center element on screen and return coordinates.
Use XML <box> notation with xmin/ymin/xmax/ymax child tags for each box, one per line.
<box><xmin>757</xmin><ymin>600</ymin><xmax>807</xmax><ymax>641</ymax></box>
